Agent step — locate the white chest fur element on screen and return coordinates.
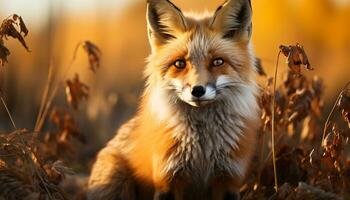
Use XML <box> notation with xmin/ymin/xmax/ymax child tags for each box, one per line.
<box><xmin>150</xmin><ymin>81</ymin><xmax>258</xmax><ymax>183</ymax></box>
<box><xmin>162</xmin><ymin>104</ymin><xmax>248</xmax><ymax>184</ymax></box>
<box><xmin>149</xmin><ymin>83</ymin><xmax>259</xmax><ymax>184</ymax></box>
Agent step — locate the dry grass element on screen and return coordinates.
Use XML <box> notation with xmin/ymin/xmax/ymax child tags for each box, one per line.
<box><xmin>1</xmin><ymin>15</ymin><xmax>99</xmax><ymax>199</ymax></box>
<box><xmin>0</xmin><ymin>13</ymin><xmax>350</xmax><ymax>200</ymax></box>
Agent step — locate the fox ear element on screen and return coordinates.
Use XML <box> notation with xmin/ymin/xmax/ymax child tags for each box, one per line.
<box><xmin>146</xmin><ymin>0</ymin><xmax>187</xmax><ymax>49</ymax></box>
<box><xmin>211</xmin><ymin>0</ymin><xmax>252</xmax><ymax>42</ymax></box>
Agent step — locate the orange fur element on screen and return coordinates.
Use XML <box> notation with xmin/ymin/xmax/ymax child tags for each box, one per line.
<box><xmin>88</xmin><ymin>0</ymin><xmax>258</xmax><ymax>199</ymax></box>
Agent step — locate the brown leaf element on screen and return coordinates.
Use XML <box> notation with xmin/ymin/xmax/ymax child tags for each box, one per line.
<box><xmin>65</xmin><ymin>74</ymin><xmax>89</xmax><ymax>110</ymax></box>
<box><xmin>301</xmin><ymin>116</ymin><xmax>319</xmax><ymax>141</ymax></box>
<box><xmin>279</xmin><ymin>45</ymin><xmax>290</xmax><ymax>57</ymax></box>
<box><xmin>0</xmin><ymin>41</ymin><xmax>10</xmax><ymax>66</ymax></box>
<box><xmin>288</xmin><ymin>46</ymin><xmax>302</xmax><ymax>74</ymax></box>
<box><xmin>44</xmin><ymin>160</ymin><xmax>74</xmax><ymax>185</ymax></box>
<box><xmin>259</xmin><ymin>77</ymin><xmax>287</xmax><ymax>130</ymax></box>
<box><xmin>50</xmin><ymin>108</ymin><xmax>81</xmax><ymax>140</ymax></box>
<box><xmin>82</xmin><ymin>41</ymin><xmax>101</xmax><ymax>73</ymax></box>
<box><xmin>46</xmin><ymin>108</ymin><xmax>85</xmax><ymax>160</ymax></box>
<box><xmin>310</xmin><ymin>76</ymin><xmax>324</xmax><ymax>117</ymax></box>
<box><xmin>0</xmin><ymin>14</ymin><xmax>30</xmax><ymax>52</ymax></box>
<box><xmin>287</xmin><ymin>88</ymin><xmax>313</xmax><ymax>123</ymax></box>
<box><xmin>322</xmin><ymin>124</ymin><xmax>344</xmax><ymax>161</ymax></box>
<box><xmin>279</xmin><ymin>44</ymin><xmax>312</xmax><ymax>75</ymax></box>
<box><xmin>18</xmin><ymin>16</ymin><xmax>28</xmax><ymax>37</ymax></box>
<box><xmin>337</xmin><ymin>90</ymin><xmax>350</xmax><ymax>128</ymax></box>
<box><xmin>296</xmin><ymin>44</ymin><xmax>312</xmax><ymax>70</ymax></box>
<box><xmin>311</xmin><ymin>76</ymin><xmax>323</xmax><ymax>99</ymax></box>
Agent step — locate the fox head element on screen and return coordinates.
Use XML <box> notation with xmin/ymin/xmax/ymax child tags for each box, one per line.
<box><xmin>145</xmin><ymin>0</ymin><xmax>256</xmax><ymax>108</ymax></box>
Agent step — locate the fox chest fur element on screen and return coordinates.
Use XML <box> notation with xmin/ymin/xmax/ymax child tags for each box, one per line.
<box><xmin>162</xmin><ymin>102</ymin><xmax>250</xmax><ymax>184</ymax></box>
<box><xmin>147</xmin><ymin>82</ymin><xmax>258</xmax><ymax>186</ymax></box>
<box><xmin>116</xmin><ymin>86</ymin><xmax>258</xmax><ymax>191</ymax></box>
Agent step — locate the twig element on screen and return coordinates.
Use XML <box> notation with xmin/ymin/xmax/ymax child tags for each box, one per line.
<box><xmin>271</xmin><ymin>50</ymin><xmax>282</xmax><ymax>192</ymax></box>
<box><xmin>261</xmin><ymin>133</ymin><xmax>284</xmax><ymax>168</ymax></box>
<box><xmin>36</xmin><ymin>41</ymin><xmax>83</xmax><ymax>132</ymax></box>
<box><xmin>1</xmin><ymin>96</ymin><xmax>17</xmax><ymax>130</ymax></box>
<box><xmin>321</xmin><ymin>81</ymin><xmax>350</xmax><ymax>146</ymax></box>
<box><xmin>257</xmin><ymin>131</ymin><xmax>265</xmax><ymax>185</ymax></box>
<box><xmin>34</xmin><ymin>59</ymin><xmax>54</xmax><ymax>132</ymax></box>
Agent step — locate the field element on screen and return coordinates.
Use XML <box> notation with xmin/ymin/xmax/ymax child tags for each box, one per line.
<box><xmin>0</xmin><ymin>0</ymin><xmax>350</xmax><ymax>199</ymax></box>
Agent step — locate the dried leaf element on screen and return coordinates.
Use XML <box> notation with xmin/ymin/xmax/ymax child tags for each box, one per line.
<box><xmin>301</xmin><ymin>116</ymin><xmax>318</xmax><ymax>141</ymax></box>
<box><xmin>287</xmin><ymin>88</ymin><xmax>313</xmax><ymax>123</ymax></box>
<box><xmin>297</xmin><ymin>44</ymin><xmax>312</xmax><ymax>70</ymax></box>
<box><xmin>82</xmin><ymin>41</ymin><xmax>101</xmax><ymax>73</ymax></box>
<box><xmin>44</xmin><ymin>160</ymin><xmax>74</xmax><ymax>185</ymax></box>
<box><xmin>50</xmin><ymin>108</ymin><xmax>81</xmax><ymax>140</ymax></box>
<box><xmin>0</xmin><ymin>14</ymin><xmax>30</xmax><ymax>52</ymax></box>
<box><xmin>18</xmin><ymin>16</ymin><xmax>28</xmax><ymax>37</ymax></box>
<box><xmin>279</xmin><ymin>45</ymin><xmax>290</xmax><ymax>57</ymax></box>
<box><xmin>310</xmin><ymin>76</ymin><xmax>324</xmax><ymax>117</ymax></box>
<box><xmin>337</xmin><ymin>90</ymin><xmax>350</xmax><ymax>128</ymax></box>
<box><xmin>0</xmin><ymin>41</ymin><xmax>10</xmax><ymax>66</ymax></box>
<box><xmin>311</xmin><ymin>76</ymin><xmax>323</xmax><ymax>99</ymax></box>
<box><xmin>279</xmin><ymin>44</ymin><xmax>312</xmax><ymax>75</ymax></box>
<box><xmin>322</xmin><ymin>125</ymin><xmax>344</xmax><ymax>167</ymax></box>
<box><xmin>288</xmin><ymin>46</ymin><xmax>302</xmax><ymax>74</ymax></box>
<box><xmin>65</xmin><ymin>74</ymin><xmax>89</xmax><ymax>110</ymax></box>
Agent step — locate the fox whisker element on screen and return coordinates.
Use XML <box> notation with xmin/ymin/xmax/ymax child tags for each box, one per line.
<box><xmin>217</xmin><ymin>82</ymin><xmax>243</xmax><ymax>89</ymax></box>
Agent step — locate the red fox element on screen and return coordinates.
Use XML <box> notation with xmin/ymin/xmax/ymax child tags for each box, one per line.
<box><xmin>87</xmin><ymin>0</ymin><xmax>259</xmax><ymax>199</ymax></box>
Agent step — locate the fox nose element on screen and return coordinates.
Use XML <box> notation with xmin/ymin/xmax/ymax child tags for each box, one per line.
<box><xmin>191</xmin><ymin>86</ymin><xmax>206</xmax><ymax>98</ymax></box>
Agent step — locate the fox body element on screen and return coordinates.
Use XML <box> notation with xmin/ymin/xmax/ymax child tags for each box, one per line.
<box><xmin>88</xmin><ymin>0</ymin><xmax>259</xmax><ymax>199</ymax></box>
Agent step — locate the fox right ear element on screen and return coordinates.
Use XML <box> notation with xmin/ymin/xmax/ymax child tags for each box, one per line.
<box><xmin>211</xmin><ymin>0</ymin><xmax>252</xmax><ymax>42</ymax></box>
<box><xmin>146</xmin><ymin>0</ymin><xmax>187</xmax><ymax>49</ymax></box>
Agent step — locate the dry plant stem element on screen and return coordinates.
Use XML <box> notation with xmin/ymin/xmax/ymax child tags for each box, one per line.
<box><xmin>271</xmin><ymin>50</ymin><xmax>282</xmax><ymax>192</ymax></box>
<box><xmin>261</xmin><ymin>132</ymin><xmax>284</xmax><ymax>171</ymax></box>
<box><xmin>321</xmin><ymin>81</ymin><xmax>350</xmax><ymax>146</ymax></box>
<box><xmin>0</xmin><ymin>95</ymin><xmax>54</xmax><ymax>199</ymax></box>
<box><xmin>1</xmin><ymin>96</ymin><xmax>17</xmax><ymax>130</ymax></box>
<box><xmin>34</xmin><ymin>60</ymin><xmax>54</xmax><ymax>132</ymax></box>
<box><xmin>36</xmin><ymin>41</ymin><xmax>83</xmax><ymax>132</ymax></box>
<box><xmin>257</xmin><ymin>132</ymin><xmax>265</xmax><ymax>185</ymax></box>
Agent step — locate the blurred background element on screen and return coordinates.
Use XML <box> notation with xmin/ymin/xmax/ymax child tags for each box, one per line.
<box><xmin>0</xmin><ymin>0</ymin><xmax>349</xmax><ymax>166</ymax></box>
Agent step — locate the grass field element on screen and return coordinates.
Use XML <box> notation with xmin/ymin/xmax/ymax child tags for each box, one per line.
<box><xmin>0</xmin><ymin>1</ymin><xmax>350</xmax><ymax>199</ymax></box>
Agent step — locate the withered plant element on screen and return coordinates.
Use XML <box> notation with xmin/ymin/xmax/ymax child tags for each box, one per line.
<box><xmin>0</xmin><ymin>14</ymin><xmax>101</xmax><ymax>199</ymax></box>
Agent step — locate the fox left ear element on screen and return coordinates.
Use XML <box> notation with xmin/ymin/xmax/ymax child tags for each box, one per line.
<box><xmin>211</xmin><ymin>0</ymin><xmax>252</xmax><ymax>42</ymax></box>
<box><xmin>146</xmin><ymin>0</ymin><xmax>187</xmax><ymax>50</ymax></box>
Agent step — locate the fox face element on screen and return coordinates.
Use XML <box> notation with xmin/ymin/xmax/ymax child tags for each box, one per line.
<box><xmin>146</xmin><ymin>0</ymin><xmax>255</xmax><ymax>108</ymax></box>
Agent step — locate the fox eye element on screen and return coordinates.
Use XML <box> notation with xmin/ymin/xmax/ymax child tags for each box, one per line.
<box><xmin>212</xmin><ymin>58</ymin><xmax>224</xmax><ymax>67</ymax></box>
<box><xmin>174</xmin><ymin>59</ymin><xmax>186</xmax><ymax>69</ymax></box>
